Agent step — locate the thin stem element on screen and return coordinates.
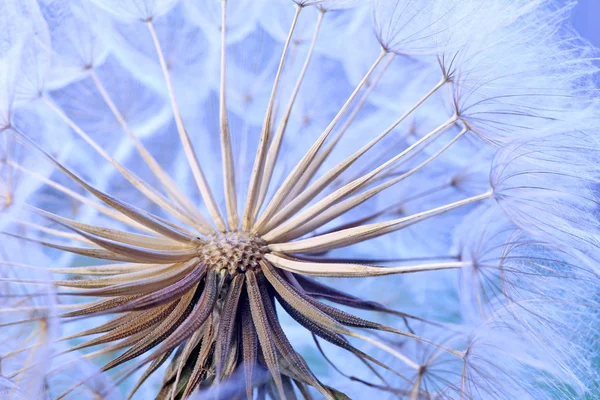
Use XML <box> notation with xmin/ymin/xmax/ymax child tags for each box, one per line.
<box><xmin>256</xmin><ymin>8</ymin><xmax>325</xmax><ymax>214</ymax></box>
<box><xmin>147</xmin><ymin>20</ymin><xmax>225</xmax><ymax>231</ymax></box>
<box><xmin>219</xmin><ymin>0</ymin><xmax>238</xmax><ymax>230</ymax></box>
<box><xmin>235</xmin><ymin>114</ymin><xmax>251</xmax><ymax>196</ymax></box>
<box><xmin>317</xmin><ymin>182</ymin><xmax>452</xmax><ymax>236</ymax></box>
<box><xmin>268</xmin><ymin>126</ymin><xmax>470</xmax><ymax>242</ymax></box>
<box><xmin>242</xmin><ymin>4</ymin><xmax>303</xmax><ymax>231</ymax></box>
<box><xmin>254</xmin><ymin>49</ymin><xmax>389</xmax><ymax>233</ymax></box>
<box><xmin>286</xmin><ymin>53</ymin><xmax>397</xmax><ymax>202</ymax></box>
<box><xmin>0</xmin><ymin>260</ymin><xmax>52</xmax><ymax>271</ymax></box>
<box><xmin>29</xmin><ymin>205</ymin><xmax>192</xmax><ymax>250</ymax></box>
<box><xmin>345</xmin><ymin>330</ymin><xmax>420</xmax><ymax>370</ymax></box>
<box><xmin>42</xmin><ymin>96</ymin><xmax>202</xmax><ymax>232</ymax></box>
<box><xmin>409</xmin><ymin>371</ymin><xmax>422</xmax><ymax>400</ymax></box>
<box><xmin>338</xmin><ymin>128</ymin><xmax>410</xmax><ymax>189</ymax></box>
<box><xmin>265</xmin><ymin>253</ymin><xmax>470</xmax><ymax>277</ymax></box>
<box><xmin>2</xmin><ymin>138</ymin><xmax>14</xmax><ymax>208</ymax></box>
<box><xmin>8</xmin><ymin>128</ymin><xmax>197</xmax><ymax>243</ymax></box>
<box><xmin>15</xmin><ymin>220</ymin><xmax>93</xmax><ymax>245</ymax></box>
<box><xmin>264</xmin><ymin>77</ymin><xmax>448</xmax><ymax>234</ymax></box>
<box><xmin>87</xmin><ymin>68</ymin><xmax>213</xmax><ymax>234</ymax></box>
<box><xmin>269</xmin><ymin>190</ymin><xmax>493</xmax><ymax>254</ymax></box>
<box><xmin>13</xmin><ymin>326</ymin><xmax>47</xmax><ymax>391</ymax></box>
<box><xmin>8</xmin><ymin>161</ymin><xmax>153</xmax><ymax>234</ymax></box>
<box><xmin>0</xmin><ymin>317</ymin><xmax>51</xmax><ymax>329</ymax></box>
<box><xmin>1</xmin><ymin>343</ymin><xmax>41</xmax><ymax>360</ymax></box>
<box><xmin>41</xmin><ymin>97</ymin><xmax>107</xmax><ymax>159</ymax></box>
<box><xmin>0</xmin><ymin>305</ymin><xmax>74</xmax><ymax>313</ymax></box>
<box><xmin>263</xmin><ymin>116</ymin><xmax>457</xmax><ymax>239</ymax></box>
<box><xmin>460</xmin><ymin>358</ymin><xmax>468</xmax><ymax>400</ymax></box>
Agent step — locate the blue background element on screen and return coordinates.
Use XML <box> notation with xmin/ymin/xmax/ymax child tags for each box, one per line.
<box><xmin>573</xmin><ymin>0</ymin><xmax>599</xmax><ymax>46</ymax></box>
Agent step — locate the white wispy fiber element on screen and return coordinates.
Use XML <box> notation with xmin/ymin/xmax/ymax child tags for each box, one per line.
<box><xmin>0</xmin><ymin>0</ymin><xmax>598</xmax><ymax>399</ymax></box>
<box><xmin>492</xmin><ymin>129</ymin><xmax>600</xmax><ymax>266</ymax></box>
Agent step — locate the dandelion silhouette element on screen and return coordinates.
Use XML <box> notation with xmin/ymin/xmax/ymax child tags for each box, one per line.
<box><xmin>0</xmin><ymin>0</ymin><xmax>599</xmax><ymax>399</ymax></box>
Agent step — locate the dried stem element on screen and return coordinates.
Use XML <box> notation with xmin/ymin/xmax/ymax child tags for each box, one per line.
<box><xmin>263</xmin><ymin>116</ymin><xmax>458</xmax><ymax>240</ymax></box>
<box><xmin>87</xmin><ymin>68</ymin><xmax>213</xmax><ymax>234</ymax></box>
<box><xmin>219</xmin><ymin>0</ymin><xmax>239</xmax><ymax>230</ymax></box>
<box><xmin>41</xmin><ymin>97</ymin><xmax>202</xmax><ymax>232</ymax></box>
<box><xmin>270</xmin><ymin>126</ymin><xmax>470</xmax><ymax>241</ymax></box>
<box><xmin>269</xmin><ymin>190</ymin><xmax>493</xmax><ymax>253</ymax></box>
<box><xmin>256</xmin><ymin>8</ymin><xmax>326</xmax><ymax>213</ymax></box>
<box><xmin>147</xmin><ymin>20</ymin><xmax>225</xmax><ymax>231</ymax></box>
<box><xmin>264</xmin><ymin>77</ymin><xmax>448</xmax><ymax>234</ymax></box>
<box><xmin>254</xmin><ymin>49</ymin><xmax>389</xmax><ymax>233</ymax></box>
<box><xmin>265</xmin><ymin>253</ymin><xmax>470</xmax><ymax>277</ymax></box>
<box><xmin>242</xmin><ymin>4</ymin><xmax>303</xmax><ymax>231</ymax></box>
<box><xmin>8</xmin><ymin>160</ymin><xmax>153</xmax><ymax>234</ymax></box>
<box><xmin>287</xmin><ymin>53</ymin><xmax>397</xmax><ymax>202</ymax></box>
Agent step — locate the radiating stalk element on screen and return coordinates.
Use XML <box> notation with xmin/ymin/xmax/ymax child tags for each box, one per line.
<box><xmin>15</xmin><ymin>220</ymin><xmax>94</xmax><ymax>245</ymax></box>
<box><xmin>320</xmin><ymin>182</ymin><xmax>452</xmax><ymax>235</ymax></box>
<box><xmin>460</xmin><ymin>359</ymin><xmax>468</xmax><ymax>400</ymax></box>
<box><xmin>219</xmin><ymin>0</ymin><xmax>239</xmax><ymax>230</ymax></box>
<box><xmin>268</xmin><ymin>126</ymin><xmax>470</xmax><ymax>241</ymax></box>
<box><xmin>1</xmin><ymin>137</ymin><xmax>14</xmax><ymax>208</ymax></box>
<box><xmin>8</xmin><ymin>161</ymin><xmax>154</xmax><ymax>234</ymax></box>
<box><xmin>265</xmin><ymin>253</ymin><xmax>470</xmax><ymax>277</ymax></box>
<box><xmin>13</xmin><ymin>325</ymin><xmax>47</xmax><ymax>390</ymax></box>
<box><xmin>409</xmin><ymin>371</ymin><xmax>422</xmax><ymax>400</ymax></box>
<box><xmin>253</xmin><ymin>49</ymin><xmax>389</xmax><ymax>233</ymax></box>
<box><xmin>269</xmin><ymin>190</ymin><xmax>494</xmax><ymax>253</ymax></box>
<box><xmin>0</xmin><ymin>261</ymin><xmax>51</xmax><ymax>271</ymax></box>
<box><xmin>8</xmin><ymin>127</ymin><xmax>198</xmax><ymax>242</ymax></box>
<box><xmin>339</xmin><ymin>128</ymin><xmax>410</xmax><ymax>189</ymax></box>
<box><xmin>346</xmin><ymin>330</ymin><xmax>420</xmax><ymax>370</ymax></box>
<box><xmin>286</xmin><ymin>53</ymin><xmax>397</xmax><ymax>202</ymax></box>
<box><xmin>42</xmin><ymin>97</ymin><xmax>203</xmax><ymax>232</ymax></box>
<box><xmin>87</xmin><ymin>68</ymin><xmax>213</xmax><ymax>234</ymax></box>
<box><xmin>1</xmin><ymin>343</ymin><xmax>39</xmax><ymax>360</ymax></box>
<box><xmin>242</xmin><ymin>4</ymin><xmax>303</xmax><ymax>231</ymax></box>
<box><xmin>255</xmin><ymin>8</ymin><xmax>325</xmax><ymax>214</ymax></box>
<box><xmin>147</xmin><ymin>20</ymin><xmax>226</xmax><ymax>231</ymax></box>
<box><xmin>264</xmin><ymin>77</ymin><xmax>448</xmax><ymax>233</ymax></box>
<box><xmin>263</xmin><ymin>115</ymin><xmax>457</xmax><ymax>237</ymax></box>
<box><xmin>29</xmin><ymin>205</ymin><xmax>191</xmax><ymax>250</ymax></box>
<box><xmin>262</xmin><ymin>259</ymin><xmax>421</xmax><ymax>370</ymax></box>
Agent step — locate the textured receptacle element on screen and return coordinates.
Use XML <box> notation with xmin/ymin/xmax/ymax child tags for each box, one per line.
<box><xmin>200</xmin><ymin>232</ymin><xmax>267</xmax><ymax>275</ymax></box>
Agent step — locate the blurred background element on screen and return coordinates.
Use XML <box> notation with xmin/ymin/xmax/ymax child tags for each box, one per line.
<box><xmin>572</xmin><ymin>0</ymin><xmax>599</xmax><ymax>47</ymax></box>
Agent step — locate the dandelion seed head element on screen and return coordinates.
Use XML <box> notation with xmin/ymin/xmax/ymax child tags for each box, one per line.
<box><xmin>0</xmin><ymin>0</ymin><xmax>599</xmax><ymax>398</ymax></box>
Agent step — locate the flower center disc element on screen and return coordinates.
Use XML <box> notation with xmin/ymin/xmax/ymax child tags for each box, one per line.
<box><xmin>200</xmin><ymin>232</ymin><xmax>267</xmax><ymax>275</ymax></box>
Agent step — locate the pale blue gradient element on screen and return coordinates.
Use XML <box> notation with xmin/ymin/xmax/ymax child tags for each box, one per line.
<box><xmin>573</xmin><ymin>0</ymin><xmax>600</xmax><ymax>46</ymax></box>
